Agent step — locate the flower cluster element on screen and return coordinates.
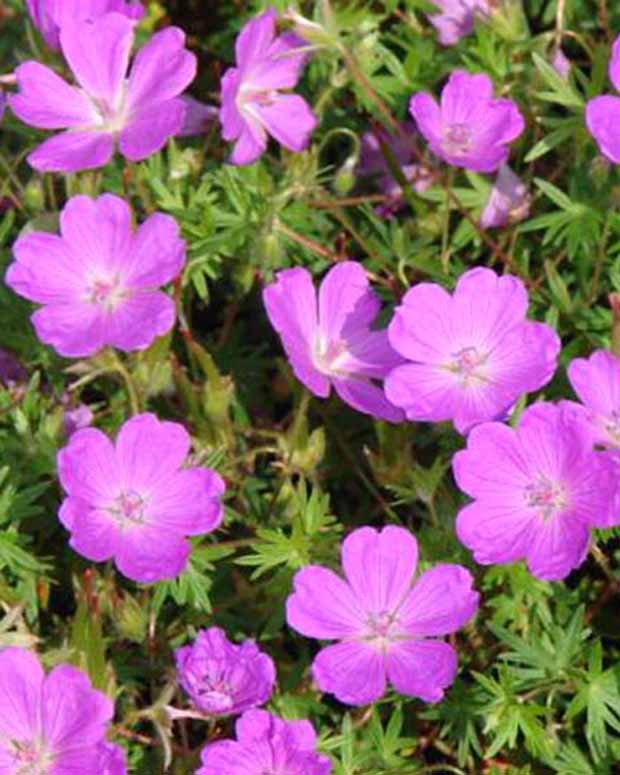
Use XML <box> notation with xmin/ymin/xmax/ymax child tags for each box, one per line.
<box><xmin>1</xmin><ymin>2</ymin><xmax>620</xmax><ymax>772</ymax></box>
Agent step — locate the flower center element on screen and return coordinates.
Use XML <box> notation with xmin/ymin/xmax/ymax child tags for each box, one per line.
<box><xmin>87</xmin><ymin>81</ymin><xmax>131</xmax><ymax>134</ymax></box>
<box><xmin>524</xmin><ymin>476</ymin><xmax>567</xmax><ymax>520</ymax></box>
<box><xmin>109</xmin><ymin>489</ymin><xmax>146</xmax><ymax>526</ymax></box>
<box><xmin>443</xmin><ymin>123</ymin><xmax>474</xmax><ymax>155</ymax></box>
<box><xmin>312</xmin><ymin>335</ymin><xmax>350</xmax><ymax>377</ymax></box>
<box><xmin>84</xmin><ymin>275</ymin><xmax>126</xmax><ymax>311</ymax></box>
<box><xmin>197</xmin><ymin>679</ymin><xmax>234</xmax><ymax>713</ymax></box>
<box><xmin>11</xmin><ymin>740</ymin><xmax>53</xmax><ymax>775</ymax></box>
<box><xmin>446</xmin><ymin>346</ymin><xmax>488</xmax><ymax>386</ymax></box>
<box><xmin>237</xmin><ymin>82</ymin><xmax>278</xmax><ymax>116</ymax></box>
<box><xmin>364</xmin><ymin>611</ymin><xmax>400</xmax><ymax>651</ymax></box>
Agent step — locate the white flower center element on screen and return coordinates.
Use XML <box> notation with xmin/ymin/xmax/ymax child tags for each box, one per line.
<box><xmin>311</xmin><ymin>334</ymin><xmax>350</xmax><ymax>377</ymax></box>
<box><xmin>363</xmin><ymin>610</ymin><xmax>400</xmax><ymax>652</ymax></box>
<box><xmin>446</xmin><ymin>346</ymin><xmax>489</xmax><ymax>387</ymax></box>
<box><xmin>524</xmin><ymin>475</ymin><xmax>567</xmax><ymax>520</ymax></box>
<box><xmin>11</xmin><ymin>740</ymin><xmax>53</xmax><ymax>775</ymax></box>
<box><xmin>83</xmin><ymin>274</ymin><xmax>127</xmax><ymax>311</ymax></box>
<box><xmin>442</xmin><ymin>123</ymin><xmax>474</xmax><ymax>155</ymax></box>
<box><xmin>108</xmin><ymin>489</ymin><xmax>146</xmax><ymax>526</ymax></box>
<box><xmin>603</xmin><ymin>410</ymin><xmax>620</xmax><ymax>446</ymax></box>
<box><xmin>86</xmin><ymin>81</ymin><xmax>131</xmax><ymax>134</ymax></box>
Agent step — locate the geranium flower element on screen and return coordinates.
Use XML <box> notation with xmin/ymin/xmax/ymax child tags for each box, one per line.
<box><xmin>10</xmin><ymin>12</ymin><xmax>196</xmax><ymax>171</ymax></box>
<box><xmin>175</xmin><ymin>627</ymin><xmax>275</xmax><ymax>716</ymax></box>
<box><xmin>5</xmin><ymin>193</ymin><xmax>185</xmax><ymax>357</ymax></box>
<box><xmin>198</xmin><ymin>710</ymin><xmax>331</xmax><ymax>775</ymax></box>
<box><xmin>286</xmin><ymin>526</ymin><xmax>479</xmax><ymax>706</ymax></box>
<box><xmin>0</xmin><ymin>646</ymin><xmax>115</xmax><ymax>772</ymax></box>
<box><xmin>220</xmin><ymin>7</ymin><xmax>317</xmax><ymax>165</ymax></box>
<box><xmin>454</xmin><ymin>402</ymin><xmax>619</xmax><ymax>580</ymax></box>
<box><xmin>410</xmin><ymin>70</ymin><xmax>524</xmax><ymax>172</ymax></box>
<box><xmin>57</xmin><ymin>413</ymin><xmax>225</xmax><ymax>583</ymax></box>
<box><xmin>263</xmin><ymin>261</ymin><xmax>404</xmax><ymax>422</ymax></box>
<box><xmin>385</xmin><ymin>267</ymin><xmax>560</xmax><ymax>434</ymax></box>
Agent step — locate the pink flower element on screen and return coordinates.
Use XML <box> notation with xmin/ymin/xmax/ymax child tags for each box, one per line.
<box><xmin>410</xmin><ymin>70</ymin><xmax>525</xmax><ymax>172</ymax></box>
<box><xmin>198</xmin><ymin>710</ymin><xmax>332</xmax><ymax>775</ymax></box>
<box><xmin>175</xmin><ymin>627</ymin><xmax>276</xmax><ymax>716</ymax></box>
<box><xmin>26</xmin><ymin>0</ymin><xmax>144</xmax><ymax>51</ymax></box>
<box><xmin>385</xmin><ymin>268</ymin><xmax>560</xmax><ymax>434</ymax></box>
<box><xmin>427</xmin><ymin>0</ymin><xmax>489</xmax><ymax>46</ymax></box>
<box><xmin>586</xmin><ymin>36</ymin><xmax>620</xmax><ymax>164</ymax></box>
<box><xmin>10</xmin><ymin>13</ymin><xmax>196</xmax><ymax>172</ymax></box>
<box><xmin>552</xmin><ymin>47</ymin><xmax>571</xmax><ymax>80</ymax></box>
<box><xmin>286</xmin><ymin>526</ymin><xmax>479</xmax><ymax>706</ymax></box>
<box><xmin>0</xmin><ymin>647</ymin><xmax>115</xmax><ymax>771</ymax></box>
<box><xmin>5</xmin><ymin>194</ymin><xmax>185</xmax><ymax>358</ymax></box>
<box><xmin>454</xmin><ymin>402</ymin><xmax>620</xmax><ymax>580</ymax></box>
<box><xmin>57</xmin><ymin>413</ymin><xmax>225</xmax><ymax>583</ymax></box>
<box><xmin>263</xmin><ymin>261</ymin><xmax>404</xmax><ymax>422</ymax></box>
<box><xmin>480</xmin><ymin>164</ymin><xmax>530</xmax><ymax>229</ymax></box>
<box><xmin>220</xmin><ymin>7</ymin><xmax>317</xmax><ymax>165</ymax></box>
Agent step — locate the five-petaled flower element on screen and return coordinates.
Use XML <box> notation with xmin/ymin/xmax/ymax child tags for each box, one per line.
<box><xmin>286</xmin><ymin>525</ymin><xmax>479</xmax><ymax>706</ymax></box>
<box><xmin>263</xmin><ymin>261</ymin><xmax>404</xmax><ymax>422</ymax></box>
<box><xmin>410</xmin><ymin>70</ymin><xmax>524</xmax><ymax>172</ymax></box>
<box><xmin>5</xmin><ymin>193</ymin><xmax>185</xmax><ymax>357</ymax></box>
<box><xmin>57</xmin><ymin>413</ymin><xmax>225</xmax><ymax>583</ymax></box>
<box><xmin>453</xmin><ymin>402</ymin><xmax>620</xmax><ymax>581</ymax></box>
<box><xmin>384</xmin><ymin>267</ymin><xmax>560</xmax><ymax>434</ymax></box>
<box><xmin>10</xmin><ymin>12</ymin><xmax>196</xmax><ymax>172</ymax></box>
<box><xmin>220</xmin><ymin>6</ymin><xmax>317</xmax><ymax>165</ymax></box>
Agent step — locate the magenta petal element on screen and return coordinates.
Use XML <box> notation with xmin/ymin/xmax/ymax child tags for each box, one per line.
<box><xmin>332</xmin><ymin>378</ymin><xmax>404</xmax><ymax>422</ymax></box>
<box><xmin>127</xmin><ymin>212</ymin><xmax>186</xmax><ymax>287</ymax></box>
<box><xmin>388</xmin><ymin>282</ymin><xmax>454</xmax><ymax>362</ymax></box>
<box><xmin>114</xmin><ymin>413</ymin><xmax>190</xmax><ymax>489</ymax></box>
<box><xmin>286</xmin><ymin>566</ymin><xmax>363</xmax><ymax>639</ymax></box>
<box><xmin>456</xmin><ymin>501</ymin><xmax>537</xmax><ymax>567</ymax></box>
<box><xmin>317</xmin><ymin>262</ymin><xmax>378</xmax><ymax>343</ymax></box>
<box><xmin>525</xmin><ymin>516</ymin><xmax>590</xmax><ymax>581</ymax></box>
<box><xmin>118</xmin><ymin>98</ymin><xmax>186</xmax><ymax>161</ymax></box>
<box><xmin>312</xmin><ymin>641</ymin><xmax>386</xmax><ymax>706</ymax></box>
<box><xmin>384</xmin><ymin>362</ymin><xmax>460</xmax><ymax>423</ymax></box>
<box><xmin>41</xmin><ymin>664</ymin><xmax>113</xmax><ymax>749</ymax></box>
<box><xmin>0</xmin><ymin>648</ymin><xmax>44</xmax><ymax>742</ymax></box>
<box><xmin>57</xmin><ymin>427</ymin><xmax>117</xmax><ymax>503</ymax></box>
<box><xmin>253</xmin><ymin>93</ymin><xmax>317</xmax><ymax>153</ymax></box>
<box><xmin>148</xmin><ymin>468</ymin><xmax>224</xmax><ymax>535</ymax></box>
<box><xmin>126</xmin><ymin>27</ymin><xmax>197</xmax><ymax>110</ymax></box>
<box><xmin>341</xmin><ymin>526</ymin><xmax>417</xmax><ymax>616</ymax></box>
<box><xmin>28</xmin><ymin>130</ymin><xmax>114</xmax><ymax>173</ymax></box>
<box><xmin>586</xmin><ymin>95</ymin><xmax>620</xmax><ymax>164</ymax></box>
<box><xmin>178</xmin><ymin>95</ymin><xmax>218</xmax><ymax>136</ymax></box>
<box><xmin>398</xmin><ymin>564</ymin><xmax>478</xmax><ymax>636</ymax></box>
<box><xmin>409</xmin><ymin>93</ymin><xmax>442</xmax><ymax>147</ymax></box>
<box><xmin>116</xmin><ymin>527</ymin><xmax>190</xmax><ymax>583</ymax></box>
<box><xmin>219</xmin><ymin>69</ymin><xmax>244</xmax><ymax>142</ymax></box>
<box><xmin>386</xmin><ymin>639</ymin><xmax>457</xmax><ymax>703</ymax></box>
<box><xmin>230</xmin><ymin>123</ymin><xmax>267</xmax><ymax>165</ymax></box>
<box><xmin>235</xmin><ymin>8</ymin><xmax>277</xmax><ymax>72</ymax></box>
<box><xmin>263</xmin><ymin>268</ymin><xmax>330</xmax><ymax>398</ymax></box>
<box><xmin>440</xmin><ymin>71</ymin><xmax>494</xmax><ymax>123</ymax></box>
<box><xmin>59</xmin><ymin>13</ymin><xmax>134</xmax><ymax>105</ymax></box>
<box><xmin>9</xmin><ymin>62</ymin><xmax>96</xmax><ymax>129</ymax></box>
<box><xmin>105</xmin><ymin>291</ymin><xmax>176</xmax><ymax>351</ymax></box>
<box><xmin>68</xmin><ymin>507</ymin><xmax>120</xmax><ymax>563</ymax></box>
<box><xmin>7</xmin><ymin>233</ymin><xmax>81</xmax><ymax>304</ymax></box>
<box><xmin>31</xmin><ymin>303</ymin><xmax>107</xmax><ymax>357</ymax></box>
